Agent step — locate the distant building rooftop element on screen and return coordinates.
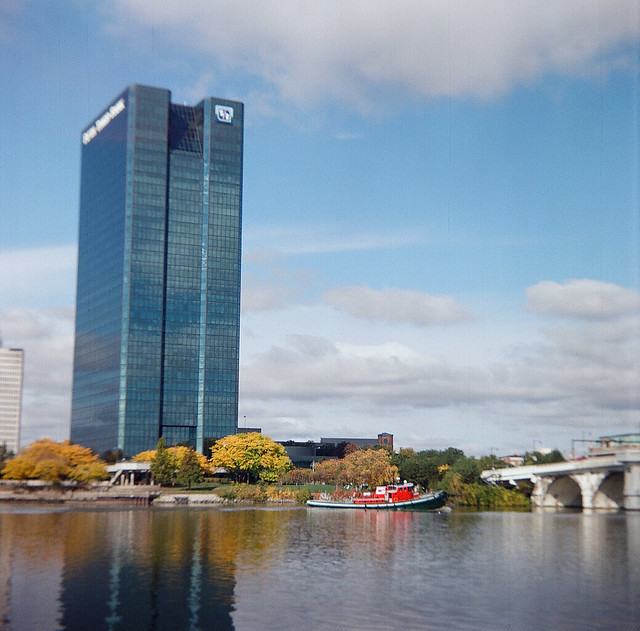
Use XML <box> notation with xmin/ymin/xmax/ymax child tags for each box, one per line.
<box><xmin>597</xmin><ymin>434</ymin><xmax>640</xmax><ymax>446</ymax></box>
<box><xmin>321</xmin><ymin>433</ymin><xmax>393</xmax><ymax>449</ymax></box>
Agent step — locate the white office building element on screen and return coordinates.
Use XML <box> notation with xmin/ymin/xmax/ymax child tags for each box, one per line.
<box><xmin>0</xmin><ymin>344</ymin><xmax>23</xmax><ymax>452</ymax></box>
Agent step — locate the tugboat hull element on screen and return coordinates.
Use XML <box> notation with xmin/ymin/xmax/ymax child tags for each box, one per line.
<box><xmin>307</xmin><ymin>490</ymin><xmax>447</xmax><ymax>511</ymax></box>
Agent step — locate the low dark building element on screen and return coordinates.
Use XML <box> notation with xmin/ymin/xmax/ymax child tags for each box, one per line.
<box><xmin>321</xmin><ymin>433</ymin><xmax>393</xmax><ymax>451</ymax></box>
<box><xmin>280</xmin><ymin>433</ymin><xmax>393</xmax><ymax>468</ymax></box>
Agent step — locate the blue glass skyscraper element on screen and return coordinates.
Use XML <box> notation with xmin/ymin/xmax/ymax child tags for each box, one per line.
<box><xmin>71</xmin><ymin>85</ymin><xmax>243</xmax><ymax>457</ymax></box>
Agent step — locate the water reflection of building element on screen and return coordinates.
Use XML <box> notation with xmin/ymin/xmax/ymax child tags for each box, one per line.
<box><xmin>0</xmin><ymin>511</ymin><xmax>64</xmax><ymax>630</ymax></box>
<box><xmin>0</xmin><ymin>510</ymin><xmax>237</xmax><ymax>631</ymax></box>
<box><xmin>60</xmin><ymin>511</ymin><xmax>236</xmax><ymax>630</ymax></box>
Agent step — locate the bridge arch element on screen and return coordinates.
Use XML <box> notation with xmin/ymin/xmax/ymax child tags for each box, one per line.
<box><xmin>593</xmin><ymin>472</ymin><xmax>624</xmax><ymax>509</ymax></box>
<box><xmin>541</xmin><ymin>475</ymin><xmax>582</xmax><ymax>508</ymax></box>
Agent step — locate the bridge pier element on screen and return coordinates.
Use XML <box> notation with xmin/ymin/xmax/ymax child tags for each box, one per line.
<box><xmin>575</xmin><ymin>472</ymin><xmax>607</xmax><ymax>510</ymax></box>
<box><xmin>621</xmin><ymin>454</ymin><xmax>640</xmax><ymax>511</ymax></box>
<box><xmin>530</xmin><ymin>476</ymin><xmax>551</xmax><ymax>509</ymax></box>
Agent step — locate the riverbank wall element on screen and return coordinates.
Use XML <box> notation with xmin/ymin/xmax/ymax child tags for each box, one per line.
<box><xmin>0</xmin><ymin>480</ymin><xmax>159</xmax><ymax>506</ymax></box>
<box><xmin>0</xmin><ymin>481</ymin><xmax>304</xmax><ymax>507</ymax></box>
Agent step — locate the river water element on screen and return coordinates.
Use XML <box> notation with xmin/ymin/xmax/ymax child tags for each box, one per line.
<box><xmin>0</xmin><ymin>505</ymin><xmax>638</xmax><ymax>630</ymax></box>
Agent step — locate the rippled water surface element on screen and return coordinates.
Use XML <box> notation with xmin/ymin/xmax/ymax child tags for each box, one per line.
<box><xmin>0</xmin><ymin>505</ymin><xmax>638</xmax><ymax>630</ymax></box>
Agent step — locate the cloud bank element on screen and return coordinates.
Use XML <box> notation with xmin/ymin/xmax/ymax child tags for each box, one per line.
<box><xmin>527</xmin><ymin>279</ymin><xmax>640</xmax><ymax>319</ymax></box>
<box><xmin>0</xmin><ymin>245</ymin><xmax>76</xmax><ymax>308</ymax></box>
<box><xmin>240</xmin><ymin>279</ymin><xmax>640</xmax><ymax>448</ymax></box>
<box><xmin>324</xmin><ymin>285</ymin><xmax>472</xmax><ymax>325</ymax></box>
<box><xmin>110</xmin><ymin>1</ymin><xmax>639</xmax><ymax>109</ymax></box>
<box><xmin>241</xmin><ymin>313</ymin><xmax>640</xmax><ymax>419</ymax></box>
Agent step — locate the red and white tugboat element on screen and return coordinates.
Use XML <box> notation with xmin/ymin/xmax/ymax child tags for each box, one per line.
<box><xmin>307</xmin><ymin>482</ymin><xmax>447</xmax><ymax>511</ymax></box>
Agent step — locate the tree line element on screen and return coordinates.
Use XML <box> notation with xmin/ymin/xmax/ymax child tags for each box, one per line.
<box><xmin>0</xmin><ymin>433</ymin><xmax>293</xmax><ymax>487</ymax></box>
<box><xmin>1</xmin><ymin>435</ymin><xmax>564</xmax><ymax>508</ymax></box>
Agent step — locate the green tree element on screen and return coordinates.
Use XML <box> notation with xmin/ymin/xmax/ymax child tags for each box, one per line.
<box><xmin>523</xmin><ymin>449</ymin><xmax>566</xmax><ymax>465</ymax></box>
<box><xmin>0</xmin><ymin>443</ymin><xmax>15</xmax><ymax>473</ymax></box>
<box><xmin>443</xmin><ymin>456</ymin><xmax>481</xmax><ymax>486</ymax></box>
<box><xmin>101</xmin><ymin>449</ymin><xmax>124</xmax><ymax>464</ymax></box>
<box><xmin>478</xmin><ymin>454</ymin><xmax>508</xmax><ymax>471</ymax></box>
<box><xmin>150</xmin><ymin>437</ymin><xmax>176</xmax><ymax>486</ymax></box>
<box><xmin>434</xmin><ymin>447</ymin><xmax>465</xmax><ymax>467</ymax></box>
<box><xmin>176</xmin><ymin>447</ymin><xmax>203</xmax><ymax>489</ymax></box>
<box><xmin>210</xmin><ymin>433</ymin><xmax>292</xmax><ymax>483</ymax></box>
<box><xmin>393</xmin><ymin>447</ymin><xmax>468</xmax><ymax>490</ymax></box>
<box><xmin>394</xmin><ymin>450</ymin><xmax>443</xmax><ymax>489</ymax></box>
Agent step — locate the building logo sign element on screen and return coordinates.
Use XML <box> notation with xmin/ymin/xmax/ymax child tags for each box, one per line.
<box><xmin>215</xmin><ymin>105</ymin><xmax>234</xmax><ymax>124</ymax></box>
<box><xmin>82</xmin><ymin>98</ymin><xmax>126</xmax><ymax>145</ymax></box>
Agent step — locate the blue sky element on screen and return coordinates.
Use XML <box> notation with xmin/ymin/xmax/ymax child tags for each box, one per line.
<box><xmin>1</xmin><ymin>1</ymin><xmax>639</xmax><ymax>456</ymax></box>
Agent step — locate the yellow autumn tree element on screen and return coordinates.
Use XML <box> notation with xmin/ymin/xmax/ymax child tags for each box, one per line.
<box><xmin>342</xmin><ymin>448</ymin><xmax>398</xmax><ymax>488</ymax></box>
<box><xmin>210</xmin><ymin>433</ymin><xmax>292</xmax><ymax>483</ymax></box>
<box><xmin>1</xmin><ymin>439</ymin><xmax>109</xmax><ymax>483</ymax></box>
<box><xmin>132</xmin><ymin>445</ymin><xmax>209</xmax><ymax>472</ymax></box>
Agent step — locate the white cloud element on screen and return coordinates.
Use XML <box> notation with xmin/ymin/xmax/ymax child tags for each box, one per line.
<box><xmin>243</xmin><ymin>223</ymin><xmax>425</xmax><ymax>257</ymax></box>
<box><xmin>324</xmin><ymin>285</ymin><xmax>472</xmax><ymax>325</ymax></box>
<box><xmin>241</xmin><ymin>334</ymin><xmax>486</xmax><ymax>405</ymax></box>
<box><xmin>526</xmin><ymin>279</ymin><xmax>640</xmax><ymax>319</ymax></box>
<box><xmin>241</xmin><ymin>273</ymin><xmax>302</xmax><ymax>312</ymax></box>
<box><xmin>0</xmin><ymin>245</ymin><xmax>77</xmax><ymax>308</ymax></box>
<box><xmin>0</xmin><ymin>306</ymin><xmax>74</xmax><ymax>446</ymax></box>
<box><xmin>109</xmin><ymin>1</ymin><xmax>639</xmax><ymax>109</ymax></box>
<box><xmin>184</xmin><ymin>71</ymin><xmax>217</xmax><ymax>104</ymax></box>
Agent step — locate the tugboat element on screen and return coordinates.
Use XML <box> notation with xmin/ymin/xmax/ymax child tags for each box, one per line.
<box><xmin>307</xmin><ymin>482</ymin><xmax>447</xmax><ymax>511</ymax></box>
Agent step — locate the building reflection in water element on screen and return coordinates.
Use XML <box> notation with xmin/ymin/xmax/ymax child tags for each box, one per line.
<box><xmin>0</xmin><ymin>508</ymin><xmax>238</xmax><ymax>631</ymax></box>
<box><xmin>0</xmin><ymin>508</ymin><xmax>65</xmax><ymax>630</ymax></box>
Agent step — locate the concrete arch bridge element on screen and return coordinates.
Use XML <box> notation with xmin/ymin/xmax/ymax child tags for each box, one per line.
<box><xmin>481</xmin><ymin>449</ymin><xmax>640</xmax><ymax>510</ymax></box>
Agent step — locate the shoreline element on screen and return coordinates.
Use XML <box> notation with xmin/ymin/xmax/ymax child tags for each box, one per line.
<box><xmin>0</xmin><ymin>483</ymin><xmax>159</xmax><ymax>506</ymax></box>
<box><xmin>0</xmin><ymin>482</ymin><xmax>301</xmax><ymax>507</ymax></box>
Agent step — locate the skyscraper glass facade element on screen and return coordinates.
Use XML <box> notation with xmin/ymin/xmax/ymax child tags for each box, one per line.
<box><xmin>71</xmin><ymin>85</ymin><xmax>243</xmax><ymax>456</ymax></box>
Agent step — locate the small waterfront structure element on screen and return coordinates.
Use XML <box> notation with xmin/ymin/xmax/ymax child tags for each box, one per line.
<box><xmin>107</xmin><ymin>461</ymin><xmax>152</xmax><ymax>486</ymax></box>
<box><xmin>500</xmin><ymin>454</ymin><xmax>525</xmax><ymax>467</ymax></box>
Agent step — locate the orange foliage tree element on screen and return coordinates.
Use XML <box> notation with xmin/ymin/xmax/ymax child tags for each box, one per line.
<box><xmin>342</xmin><ymin>448</ymin><xmax>398</xmax><ymax>488</ymax></box>
<box><xmin>283</xmin><ymin>468</ymin><xmax>315</xmax><ymax>485</ymax></box>
<box><xmin>312</xmin><ymin>449</ymin><xmax>398</xmax><ymax>489</ymax></box>
<box><xmin>313</xmin><ymin>458</ymin><xmax>347</xmax><ymax>486</ymax></box>
<box><xmin>1</xmin><ymin>439</ymin><xmax>109</xmax><ymax>483</ymax></box>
